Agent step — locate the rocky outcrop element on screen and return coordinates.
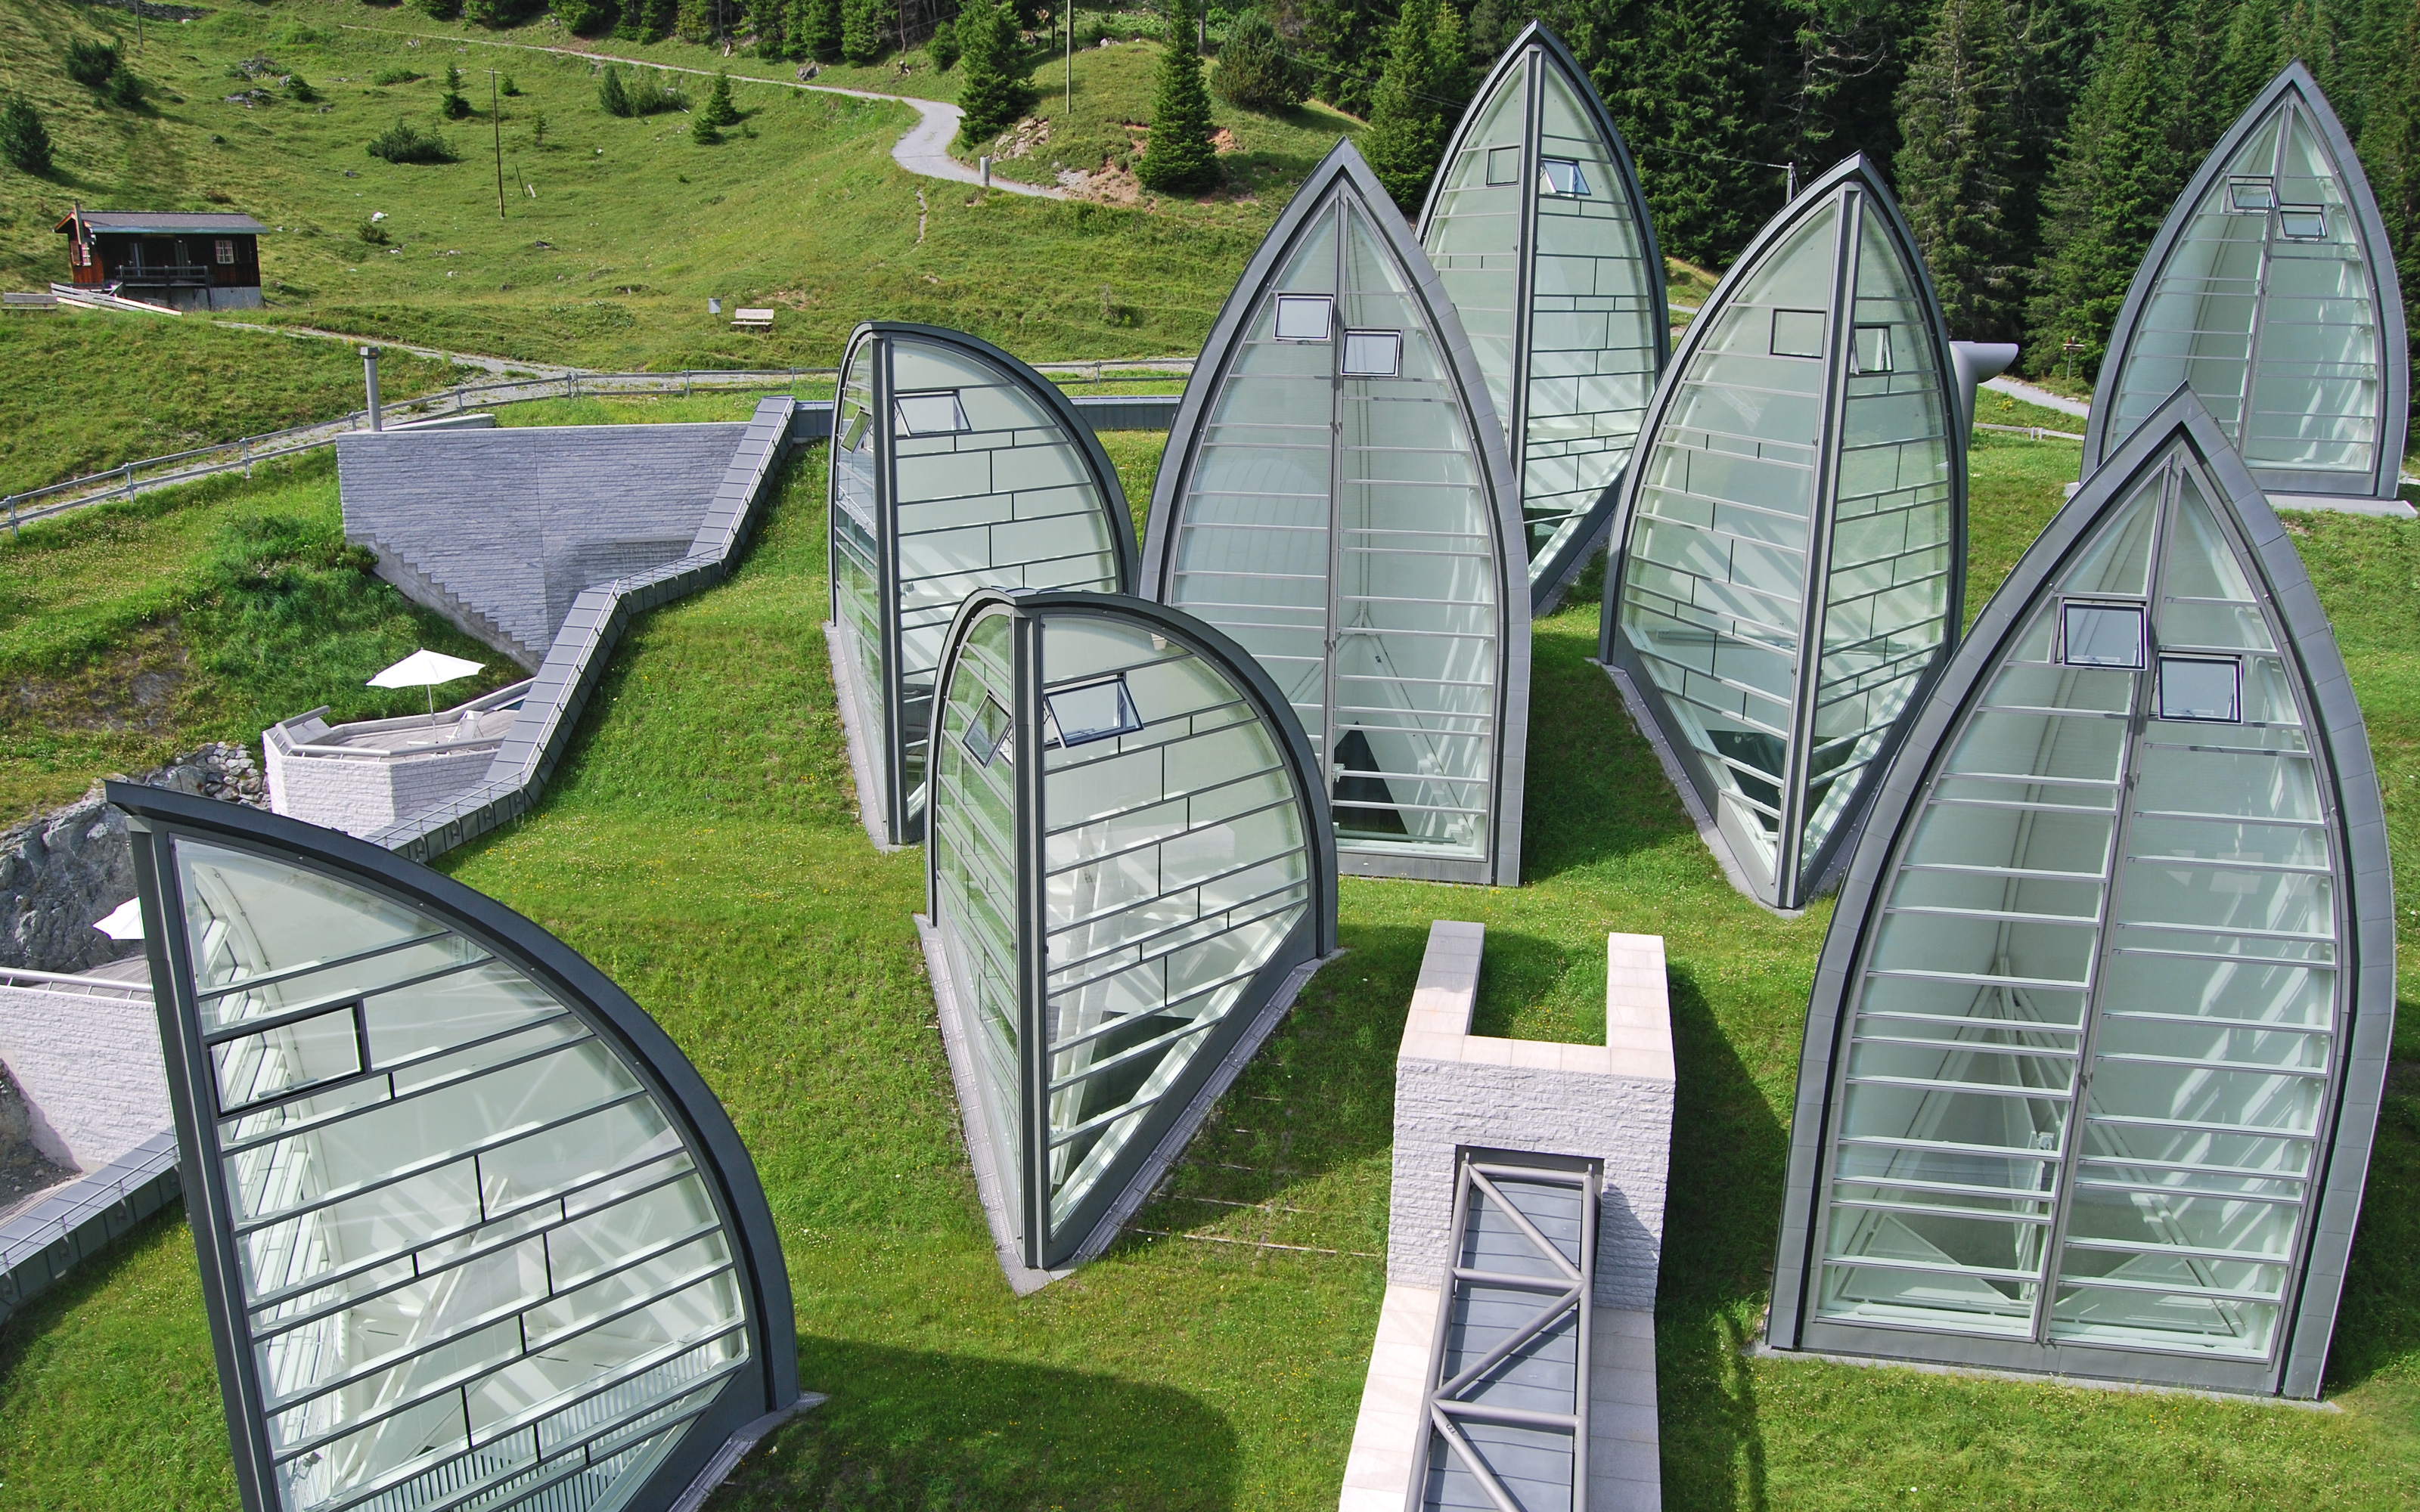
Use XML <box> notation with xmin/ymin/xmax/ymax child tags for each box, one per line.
<box><xmin>0</xmin><ymin>742</ymin><xmax>268</xmax><ymax>974</ymax></box>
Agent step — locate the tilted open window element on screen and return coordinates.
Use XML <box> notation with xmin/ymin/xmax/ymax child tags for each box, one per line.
<box><xmin>1144</xmin><ymin>140</ymin><xmax>1529</xmax><ymax>888</ymax></box>
<box><xmin>113</xmin><ymin>783</ymin><xmax>799</xmax><ymax>1512</ymax></box>
<box><xmin>1764</xmin><ymin>392</ymin><xmax>2395</xmax><ymax>1399</ymax></box>
<box><xmin>1599</xmin><ymin>153</ymin><xmax>1965</xmax><ymax>912</ymax></box>
<box><xmin>919</xmin><ymin>590</ymin><xmax>1339</xmax><ymax>1279</ymax></box>
<box><xmin>828</xmin><ymin>322</ymin><xmax>1137</xmax><ymax>849</ymax></box>
<box><xmin>1416</xmin><ymin>22</ymin><xmax>1669</xmax><ymax>609</ymax></box>
<box><xmin>2086</xmin><ymin>63</ymin><xmax>2409</xmax><ymax>507</ymax></box>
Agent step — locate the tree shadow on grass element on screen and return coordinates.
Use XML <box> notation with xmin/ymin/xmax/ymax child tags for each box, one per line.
<box><xmin>1654</xmin><ymin>958</ymin><xmax>1786</xmax><ymax>1512</ymax></box>
<box><xmin>714</xmin><ymin>1336</ymin><xmax>1240</xmax><ymax>1512</ymax></box>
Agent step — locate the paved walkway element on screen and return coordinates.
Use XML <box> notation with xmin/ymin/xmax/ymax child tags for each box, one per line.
<box><xmin>1984</xmin><ymin>374</ymin><xmax>2090</xmax><ymax>418</ymax></box>
<box><xmin>341</xmin><ymin>24</ymin><xmax>1067</xmax><ymax>200</ymax></box>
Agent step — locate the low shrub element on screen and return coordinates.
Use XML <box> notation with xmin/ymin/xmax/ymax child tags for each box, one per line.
<box><xmin>64</xmin><ymin>39</ymin><xmax>120</xmax><ymax>88</ymax></box>
<box><xmin>1212</xmin><ymin>8</ymin><xmax>1308</xmax><ymax>110</ymax></box>
<box><xmin>365</xmin><ymin>118</ymin><xmax>458</xmax><ymax>164</ymax></box>
<box><xmin>281</xmin><ymin>73</ymin><xmax>319</xmax><ymax>104</ymax></box>
<box><xmin>108</xmin><ymin>69</ymin><xmax>147</xmax><ymax>109</ymax></box>
<box><xmin>370</xmin><ymin>67</ymin><xmax>424</xmax><ymax>85</ymax></box>
<box><xmin>0</xmin><ymin>96</ymin><xmax>52</xmax><ymax>176</ymax></box>
<box><xmin>625</xmin><ymin>70</ymin><xmax>687</xmax><ymax>115</ymax></box>
<box><xmin>356</xmin><ymin>215</ymin><xmax>391</xmax><ymax>244</ymax></box>
<box><xmin>927</xmin><ymin>14</ymin><xmax>960</xmax><ymax>69</ymax></box>
<box><xmin>562</xmin><ymin>0</ymin><xmax>619</xmax><ymax>32</ymax></box>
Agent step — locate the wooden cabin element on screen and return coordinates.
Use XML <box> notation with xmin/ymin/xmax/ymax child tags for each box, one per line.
<box><xmin>55</xmin><ymin>209</ymin><xmax>268</xmax><ymax>311</ymax></box>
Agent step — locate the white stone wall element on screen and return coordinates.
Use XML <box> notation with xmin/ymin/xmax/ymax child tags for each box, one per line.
<box><xmin>1386</xmin><ymin>923</ymin><xmax>1676</xmax><ymax>1310</ymax></box>
<box><xmin>267</xmin><ymin>730</ymin><xmax>502</xmax><ymax>838</ymax></box>
<box><xmin>0</xmin><ymin>984</ymin><xmax>168</xmax><ymax>1171</ymax></box>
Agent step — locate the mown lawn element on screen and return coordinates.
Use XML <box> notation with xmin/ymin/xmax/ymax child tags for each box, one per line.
<box><xmin>2</xmin><ymin>428</ymin><xmax>2415</xmax><ymax>1510</ymax></box>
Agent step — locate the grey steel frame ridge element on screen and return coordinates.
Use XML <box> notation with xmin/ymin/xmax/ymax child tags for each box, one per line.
<box><xmin>923</xmin><ymin>587</ymin><xmax>1341</xmax><ymax>1277</ymax></box>
<box><xmin>829</xmin><ymin>321</ymin><xmax>1139</xmax><ymax>850</ymax></box>
<box><xmin>1410</xmin><ymin>1149</ymin><xmax>1599</xmax><ymax>1512</ymax></box>
<box><xmin>1141</xmin><ymin>139</ymin><xmax>1531</xmax><ymax>888</ymax></box>
<box><xmin>2080</xmin><ymin>61</ymin><xmax>2410</xmax><ymax>503</ymax></box>
<box><xmin>1761</xmin><ymin>389</ymin><xmax>2396</xmax><ymax>1399</ymax></box>
<box><xmin>1413</xmin><ymin>19</ymin><xmax>1670</xmax><ymax>617</ymax></box>
<box><xmin>1598</xmin><ymin>152</ymin><xmax>1969</xmax><ymax>912</ymax></box>
<box><xmin>113</xmin><ymin>781</ymin><xmax>804</xmax><ymax>1512</ymax></box>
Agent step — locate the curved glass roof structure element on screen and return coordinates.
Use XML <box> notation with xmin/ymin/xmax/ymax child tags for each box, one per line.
<box><xmin>1143</xmin><ymin>140</ymin><xmax>1529</xmax><ymax>888</ymax></box>
<box><xmin>2084</xmin><ymin>64</ymin><xmax>2409</xmax><ymax>506</ymax></box>
<box><xmin>1415</xmin><ymin>21</ymin><xmax>1669</xmax><ymax>609</ymax></box>
<box><xmin>921</xmin><ymin>589</ymin><xmax>1338</xmax><ymax>1276</ymax></box>
<box><xmin>1599</xmin><ymin>153</ymin><xmax>1965</xmax><ymax>912</ymax></box>
<box><xmin>830</xmin><ymin>322</ymin><xmax>1137</xmax><ymax>848</ymax></box>
<box><xmin>1765</xmin><ymin>392</ymin><xmax>2395</xmax><ymax>1399</ymax></box>
<box><xmin>110</xmin><ymin>782</ymin><xmax>799</xmax><ymax>1512</ymax></box>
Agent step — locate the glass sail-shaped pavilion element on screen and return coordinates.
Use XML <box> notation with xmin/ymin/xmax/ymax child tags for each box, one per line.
<box><xmin>1143</xmin><ymin>140</ymin><xmax>1529</xmax><ymax>888</ymax></box>
<box><xmin>1764</xmin><ymin>392</ymin><xmax>2395</xmax><ymax>1399</ymax></box>
<box><xmin>1415</xmin><ymin>21</ymin><xmax>1669</xmax><ymax>609</ymax></box>
<box><xmin>113</xmin><ymin>782</ymin><xmax>799</xmax><ymax>1512</ymax></box>
<box><xmin>920</xmin><ymin>588</ymin><xmax>1339</xmax><ymax>1278</ymax></box>
<box><xmin>2085</xmin><ymin>63</ymin><xmax>2409</xmax><ymax>510</ymax></box>
<box><xmin>829</xmin><ymin>321</ymin><xmax>1137</xmax><ymax>847</ymax></box>
<box><xmin>1599</xmin><ymin>154</ymin><xmax>1965</xmax><ymax>912</ymax></box>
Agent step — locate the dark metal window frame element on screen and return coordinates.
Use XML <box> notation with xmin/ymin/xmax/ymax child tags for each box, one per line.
<box><xmin>1599</xmin><ymin>153</ymin><xmax>1970</xmax><ymax>913</ymax></box>
<box><xmin>2083</xmin><ymin>62</ymin><xmax>2410</xmax><ymax>502</ymax></box>
<box><xmin>111</xmin><ymin>782</ymin><xmax>799</xmax><ymax>1512</ymax></box>
<box><xmin>1413</xmin><ymin>20</ymin><xmax>1671</xmax><ymax>613</ymax></box>
<box><xmin>1764</xmin><ymin>392</ymin><xmax>2396</xmax><ymax>1399</ymax></box>
<box><xmin>1412</xmin><ymin>1148</ymin><xmax>1599</xmax><ymax>1512</ymax></box>
<box><xmin>926</xmin><ymin>588</ymin><xmax>1340</xmax><ymax>1272</ymax></box>
<box><xmin>827</xmin><ymin>321</ymin><xmax>1140</xmax><ymax>849</ymax></box>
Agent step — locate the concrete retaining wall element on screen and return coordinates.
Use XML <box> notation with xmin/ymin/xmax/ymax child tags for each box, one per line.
<box><xmin>265</xmin><ymin>682</ymin><xmax>534</xmax><ymax>838</ymax></box>
<box><xmin>0</xmin><ymin>981</ymin><xmax>167</xmax><ymax>1172</ymax></box>
<box><xmin>337</xmin><ymin>421</ymin><xmax>751</xmax><ymax>667</ymax></box>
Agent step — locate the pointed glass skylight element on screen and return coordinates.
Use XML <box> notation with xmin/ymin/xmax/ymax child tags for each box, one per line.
<box><xmin>1143</xmin><ymin>140</ymin><xmax>1529</xmax><ymax>888</ymax></box>
<box><xmin>1764</xmin><ymin>392</ymin><xmax>2395</xmax><ymax>1399</ymax></box>
<box><xmin>921</xmin><ymin>589</ymin><xmax>1338</xmax><ymax>1277</ymax></box>
<box><xmin>112</xmin><ymin>782</ymin><xmax>799</xmax><ymax>1512</ymax></box>
<box><xmin>2086</xmin><ymin>63</ymin><xmax>2409</xmax><ymax>507</ymax></box>
<box><xmin>1599</xmin><ymin>153</ymin><xmax>1965</xmax><ymax>911</ymax></box>
<box><xmin>1416</xmin><ymin>21</ymin><xmax>1668</xmax><ymax>607</ymax></box>
<box><xmin>829</xmin><ymin>322</ymin><xmax>1137</xmax><ymax>848</ymax></box>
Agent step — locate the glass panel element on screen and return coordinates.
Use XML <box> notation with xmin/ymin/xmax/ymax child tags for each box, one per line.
<box><xmin>2062</xmin><ymin>605</ymin><xmax>2145</xmax><ymax>668</ymax></box>
<box><xmin>1619</xmin><ymin>200</ymin><xmax>1839</xmax><ymax>886</ymax></box>
<box><xmin>1174</xmin><ymin>185</ymin><xmax>1504</xmax><ymax>866</ymax></box>
<box><xmin>2158</xmin><ymin>657</ymin><xmax>2241</xmax><ymax>720</ymax></box>
<box><xmin>831</xmin><ymin>335</ymin><xmax>890</xmax><ymax>823</ymax></box>
<box><xmin>894</xmin><ymin>390</ymin><xmax>967</xmax><ymax>434</ymax></box>
<box><xmin>167</xmin><ymin>838</ymin><xmax>746</xmax><ymax>1512</ymax></box>
<box><xmin>1341</xmin><ymin>330</ymin><xmax>1403</xmax><ymax>377</ymax></box>
<box><xmin>1038</xmin><ymin>617</ymin><xmax>1311</xmax><ymax>1235</ymax></box>
<box><xmin>931</xmin><ymin>607</ymin><xmax>1026</xmax><ymax>1235</ymax></box>
<box><xmin>1044</xmin><ymin>676</ymin><xmax>1144</xmax><ymax>748</ymax></box>
<box><xmin>1273</xmin><ymin>293</ymin><xmax>1333</xmax><ymax>340</ymax></box>
<box><xmin>2106</xmin><ymin>94</ymin><xmax>2383</xmax><ymax>482</ymax></box>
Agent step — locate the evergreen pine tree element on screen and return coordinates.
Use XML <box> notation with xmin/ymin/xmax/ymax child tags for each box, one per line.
<box><xmin>746</xmin><ymin>0</ymin><xmax>788</xmax><ymax>54</ymax></box>
<box><xmin>2219</xmin><ymin>0</ymin><xmax>2285</xmax><ymax>118</ymax></box>
<box><xmin>678</xmin><ymin>0</ymin><xmax>715</xmax><ymax>43</ymax></box>
<box><xmin>1631</xmin><ymin>0</ymin><xmax>1763</xmax><ymax>265</ymax></box>
<box><xmin>637</xmin><ymin>0</ymin><xmax>679</xmax><ymax>42</ymax></box>
<box><xmin>701</xmin><ymin>70</ymin><xmax>742</xmax><ymax>125</ymax></box>
<box><xmin>929</xmin><ymin>12</ymin><xmax>961</xmax><ymax>69</ymax></box>
<box><xmin>1140</xmin><ymin>0</ymin><xmax>1221</xmax><ymax>194</ymax></box>
<box><xmin>439</xmin><ymin>63</ymin><xmax>473</xmax><ymax>119</ymax></box>
<box><xmin>842</xmin><ymin>0</ymin><xmax>888</xmax><ymax>63</ymax></box>
<box><xmin>794</xmin><ymin>0</ymin><xmax>842</xmax><ymax>57</ymax></box>
<box><xmin>1360</xmin><ymin>0</ymin><xmax>1470</xmax><ymax>212</ymax></box>
<box><xmin>2357</xmin><ymin>0</ymin><xmax>2418</xmax><ymax>374</ymax></box>
<box><xmin>599</xmin><ymin>64</ymin><xmax>634</xmax><ymax>116</ymax></box>
<box><xmin>2005</xmin><ymin>0</ymin><xmax>2092</xmax><ymax>252</ymax></box>
<box><xmin>1301</xmin><ymin>0</ymin><xmax>1392</xmax><ymax>118</ymax></box>
<box><xmin>1212</xmin><ymin>7</ymin><xmax>1310</xmax><ymax>110</ymax></box>
<box><xmin>1895</xmin><ymin>0</ymin><xmax>2023</xmax><ymax>338</ymax></box>
<box><xmin>954</xmin><ymin>0</ymin><xmax>1037</xmax><ymax>145</ymax></box>
<box><xmin>0</xmin><ymin>94</ymin><xmax>52</xmax><ymax>176</ymax></box>
<box><xmin>2024</xmin><ymin>0</ymin><xmax>2192</xmax><ymax>375</ymax></box>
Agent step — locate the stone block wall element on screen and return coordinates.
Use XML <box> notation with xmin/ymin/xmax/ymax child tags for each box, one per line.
<box><xmin>0</xmin><ymin>984</ymin><xmax>167</xmax><ymax>1172</ymax></box>
<box><xmin>1386</xmin><ymin>922</ymin><xmax>1676</xmax><ymax>1310</ymax></box>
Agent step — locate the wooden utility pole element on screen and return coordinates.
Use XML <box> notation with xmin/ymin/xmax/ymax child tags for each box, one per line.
<box><xmin>1066</xmin><ymin>2</ymin><xmax>1072</xmax><ymax>113</ymax></box>
<box><xmin>491</xmin><ymin>72</ymin><xmax>506</xmax><ymax>218</ymax></box>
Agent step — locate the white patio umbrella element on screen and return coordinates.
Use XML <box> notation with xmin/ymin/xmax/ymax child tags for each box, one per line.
<box><xmin>95</xmin><ymin>897</ymin><xmax>144</xmax><ymax>941</ymax></box>
<box><xmin>368</xmin><ymin>648</ymin><xmax>486</xmax><ymax>722</ymax></box>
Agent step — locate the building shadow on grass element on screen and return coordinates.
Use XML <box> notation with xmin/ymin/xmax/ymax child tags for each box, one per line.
<box><xmin>1654</xmin><ymin>958</ymin><xmax>1786</xmax><ymax>1511</ymax></box>
<box><xmin>715</xmin><ymin>1336</ymin><xmax>1241</xmax><ymax>1512</ymax></box>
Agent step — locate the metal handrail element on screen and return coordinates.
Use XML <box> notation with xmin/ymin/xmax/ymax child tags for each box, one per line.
<box><xmin>0</xmin><ymin>964</ymin><xmax>152</xmax><ymax>997</ymax></box>
<box><xmin>1</xmin><ymin>358</ymin><xmax>1198</xmax><ymax>538</ymax></box>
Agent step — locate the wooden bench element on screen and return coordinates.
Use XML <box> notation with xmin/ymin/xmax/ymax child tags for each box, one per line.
<box><xmin>731</xmin><ymin>308</ymin><xmax>775</xmax><ymax>331</ymax></box>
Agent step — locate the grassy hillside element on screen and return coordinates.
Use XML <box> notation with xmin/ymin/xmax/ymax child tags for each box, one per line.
<box><xmin>3</xmin><ymin>432</ymin><xmax>2416</xmax><ymax>1510</ymax></box>
<box><xmin>0</xmin><ymin>450</ymin><xmax>520</xmax><ymax>825</ymax></box>
<box><xmin>0</xmin><ymin>0</ymin><xmax>1316</xmax><ymax>373</ymax></box>
<box><xmin>0</xmin><ymin>313</ymin><xmax>462</xmax><ymax>497</ymax></box>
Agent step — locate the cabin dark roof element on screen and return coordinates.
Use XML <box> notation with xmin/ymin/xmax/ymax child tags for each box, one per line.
<box><xmin>54</xmin><ymin>211</ymin><xmax>268</xmax><ymax>235</ymax></box>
